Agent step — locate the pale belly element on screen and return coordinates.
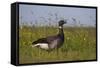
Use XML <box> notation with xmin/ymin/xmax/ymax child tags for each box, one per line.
<box><xmin>34</xmin><ymin>43</ymin><xmax>49</xmax><ymax>50</ymax></box>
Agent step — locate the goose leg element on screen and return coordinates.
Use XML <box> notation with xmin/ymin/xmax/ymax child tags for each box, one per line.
<box><xmin>56</xmin><ymin>48</ymin><xmax>59</xmax><ymax>59</ymax></box>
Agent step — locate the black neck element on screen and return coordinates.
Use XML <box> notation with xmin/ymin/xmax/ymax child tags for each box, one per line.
<box><xmin>58</xmin><ymin>26</ymin><xmax>64</xmax><ymax>36</ymax></box>
<box><xmin>59</xmin><ymin>26</ymin><xmax>63</xmax><ymax>33</ymax></box>
<box><xmin>57</xmin><ymin>26</ymin><xmax>64</xmax><ymax>43</ymax></box>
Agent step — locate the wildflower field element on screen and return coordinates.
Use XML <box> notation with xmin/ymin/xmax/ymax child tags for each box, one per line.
<box><xmin>19</xmin><ymin>26</ymin><xmax>96</xmax><ymax>64</ymax></box>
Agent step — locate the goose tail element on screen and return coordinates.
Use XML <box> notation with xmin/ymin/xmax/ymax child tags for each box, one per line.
<box><xmin>31</xmin><ymin>44</ymin><xmax>39</xmax><ymax>47</ymax></box>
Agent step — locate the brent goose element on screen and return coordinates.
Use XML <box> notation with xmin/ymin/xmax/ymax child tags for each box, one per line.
<box><xmin>32</xmin><ymin>20</ymin><xmax>66</xmax><ymax>50</ymax></box>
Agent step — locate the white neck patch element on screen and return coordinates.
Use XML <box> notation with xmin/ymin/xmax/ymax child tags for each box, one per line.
<box><xmin>59</xmin><ymin>26</ymin><xmax>62</xmax><ymax>29</ymax></box>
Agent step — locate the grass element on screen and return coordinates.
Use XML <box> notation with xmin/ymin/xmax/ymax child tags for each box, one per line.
<box><xmin>19</xmin><ymin>26</ymin><xmax>96</xmax><ymax>64</ymax></box>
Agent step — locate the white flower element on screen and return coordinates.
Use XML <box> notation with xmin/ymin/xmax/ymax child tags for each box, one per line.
<box><xmin>84</xmin><ymin>37</ymin><xmax>86</xmax><ymax>40</ymax></box>
<box><xmin>67</xmin><ymin>37</ymin><xmax>70</xmax><ymax>40</ymax></box>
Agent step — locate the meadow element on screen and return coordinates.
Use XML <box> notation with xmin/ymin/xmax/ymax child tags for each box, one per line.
<box><xmin>19</xmin><ymin>26</ymin><xmax>96</xmax><ymax>64</ymax></box>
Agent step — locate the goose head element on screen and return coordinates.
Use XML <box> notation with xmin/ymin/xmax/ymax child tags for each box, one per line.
<box><xmin>58</xmin><ymin>20</ymin><xmax>66</xmax><ymax>26</ymax></box>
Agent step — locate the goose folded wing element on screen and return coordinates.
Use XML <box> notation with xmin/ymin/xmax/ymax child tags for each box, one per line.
<box><xmin>32</xmin><ymin>38</ymin><xmax>48</xmax><ymax>44</ymax></box>
<box><xmin>46</xmin><ymin>35</ymin><xmax>58</xmax><ymax>43</ymax></box>
<box><xmin>32</xmin><ymin>35</ymin><xmax>58</xmax><ymax>44</ymax></box>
